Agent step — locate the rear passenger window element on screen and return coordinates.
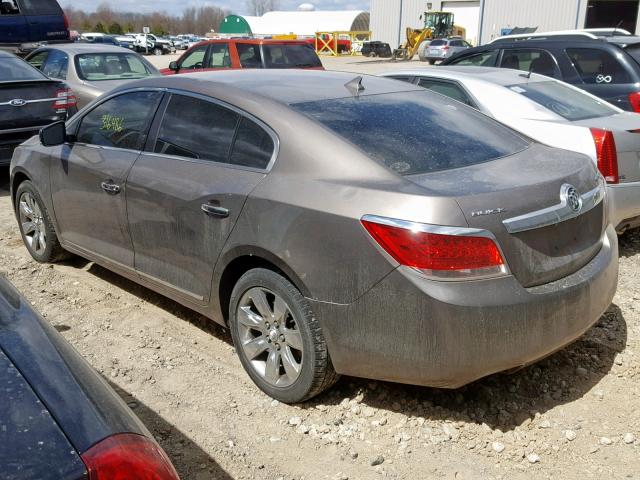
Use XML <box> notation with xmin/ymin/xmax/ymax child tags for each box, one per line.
<box><xmin>41</xmin><ymin>49</ymin><xmax>68</xmax><ymax>79</ymax></box>
<box><xmin>76</xmin><ymin>91</ymin><xmax>162</xmax><ymax>150</ymax></box>
<box><xmin>417</xmin><ymin>78</ymin><xmax>475</xmax><ymax>106</ymax></box>
<box><xmin>451</xmin><ymin>50</ymin><xmax>498</xmax><ymax>66</ymax></box>
<box><xmin>229</xmin><ymin>117</ymin><xmax>274</xmax><ymax>169</ymax></box>
<box><xmin>566</xmin><ymin>48</ymin><xmax>631</xmax><ymax>84</ymax></box>
<box><xmin>154</xmin><ymin>94</ymin><xmax>239</xmax><ymax>163</ymax></box>
<box><xmin>237</xmin><ymin>44</ymin><xmax>262</xmax><ymax>68</ymax></box>
<box><xmin>500</xmin><ymin>49</ymin><xmax>560</xmax><ymax>78</ymax></box>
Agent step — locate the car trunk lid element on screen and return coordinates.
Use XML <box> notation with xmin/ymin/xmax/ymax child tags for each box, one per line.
<box><xmin>407</xmin><ymin>143</ymin><xmax>605</xmax><ymax>287</ymax></box>
<box><xmin>0</xmin><ymin>80</ymin><xmax>67</xmax><ymax>131</ymax></box>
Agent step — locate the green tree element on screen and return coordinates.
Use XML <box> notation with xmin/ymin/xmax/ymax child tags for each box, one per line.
<box><xmin>94</xmin><ymin>22</ymin><xmax>106</xmax><ymax>33</ymax></box>
<box><xmin>108</xmin><ymin>22</ymin><xmax>123</xmax><ymax>34</ymax></box>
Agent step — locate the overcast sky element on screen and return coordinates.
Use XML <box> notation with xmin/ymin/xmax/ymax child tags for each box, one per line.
<box><xmin>61</xmin><ymin>0</ymin><xmax>371</xmax><ymax>15</ymax></box>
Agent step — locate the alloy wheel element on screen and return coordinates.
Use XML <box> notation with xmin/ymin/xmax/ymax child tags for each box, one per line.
<box><xmin>18</xmin><ymin>192</ymin><xmax>46</xmax><ymax>256</ymax></box>
<box><xmin>237</xmin><ymin>287</ymin><xmax>304</xmax><ymax>388</ymax></box>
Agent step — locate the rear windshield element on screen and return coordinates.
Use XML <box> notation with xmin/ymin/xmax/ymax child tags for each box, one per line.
<box><xmin>624</xmin><ymin>44</ymin><xmax>640</xmax><ymax>65</ymax></box>
<box><xmin>507</xmin><ymin>80</ymin><xmax>618</xmax><ymax>120</ymax></box>
<box><xmin>75</xmin><ymin>53</ymin><xmax>155</xmax><ymax>81</ymax></box>
<box><xmin>429</xmin><ymin>39</ymin><xmax>447</xmax><ymax>46</ymax></box>
<box><xmin>0</xmin><ymin>56</ymin><xmax>48</xmax><ymax>81</ymax></box>
<box><xmin>18</xmin><ymin>0</ymin><xmax>62</xmax><ymax>15</ymax></box>
<box><xmin>292</xmin><ymin>91</ymin><xmax>530</xmax><ymax>175</ymax></box>
<box><xmin>262</xmin><ymin>44</ymin><xmax>322</xmax><ymax>68</ymax></box>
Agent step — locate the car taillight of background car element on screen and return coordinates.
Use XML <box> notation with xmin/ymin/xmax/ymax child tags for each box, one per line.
<box><xmin>53</xmin><ymin>87</ymin><xmax>77</xmax><ymax>112</ymax></box>
<box><xmin>591</xmin><ymin>128</ymin><xmax>619</xmax><ymax>184</ymax></box>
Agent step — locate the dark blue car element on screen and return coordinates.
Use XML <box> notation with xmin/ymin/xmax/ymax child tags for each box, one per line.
<box><xmin>0</xmin><ymin>275</ymin><xmax>180</xmax><ymax>479</ymax></box>
<box><xmin>0</xmin><ymin>0</ymin><xmax>69</xmax><ymax>55</ymax></box>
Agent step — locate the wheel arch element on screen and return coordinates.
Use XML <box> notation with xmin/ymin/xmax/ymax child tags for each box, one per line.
<box><xmin>215</xmin><ymin>246</ymin><xmax>311</xmax><ymax>324</ymax></box>
<box><xmin>10</xmin><ymin>169</ymin><xmax>32</xmax><ymax>209</ymax></box>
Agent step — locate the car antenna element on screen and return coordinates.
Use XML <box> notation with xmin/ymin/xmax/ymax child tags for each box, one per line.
<box><xmin>345</xmin><ymin>76</ymin><xmax>365</xmax><ymax>96</ymax></box>
<box><xmin>613</xmin><ymin>19</ymin><xmax>624</xmax><ymax>35</ymax></box>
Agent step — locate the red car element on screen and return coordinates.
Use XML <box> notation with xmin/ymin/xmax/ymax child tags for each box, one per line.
<box><xmin>161</xmin><ymin>39</ymin><xmax>324</xmax><ymax>75</ymax></box>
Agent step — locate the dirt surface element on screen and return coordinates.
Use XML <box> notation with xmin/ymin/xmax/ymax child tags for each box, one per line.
<box><xmin>2</xmin><ymin>166</ymin><xmax>640</xmax><ymax>478</ymax></box>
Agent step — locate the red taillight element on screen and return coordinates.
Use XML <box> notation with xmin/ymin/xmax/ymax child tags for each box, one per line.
<box><xmin>63</xmin><ymin>13</ymin><xmax>69</xmax><ymax>31</ymax></box>
<box><xmin>628</xmin><ymin>92</ymin><xmax>640</xmax><ymax>113</ymax></box>
<box><xmin>442</xmin><ymin>46</ymin><xmax>450</xmax><ymax>51</ymax></box>
<box><xmin>81</xmin><ymin>434</ymin><xmax>180</xmax><ymax>480</ymax></box>
<box><xmin>53</xmin><ymin>88</ymin><xmax>77</xmax><ymax>110</ymax></box>
<box><xmin>590</xmin><ymin>128</ymin><xmax>619</xmax><ymax>184</ymax></box>
<box><xmin>361</xmin><ymin>217</ymin><xmax>507</xmax><ymax>280</ymax></box>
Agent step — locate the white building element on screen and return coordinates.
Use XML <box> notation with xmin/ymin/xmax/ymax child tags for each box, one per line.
<box><xmin>371</xmin><ymin>0</ymin><xmax>640</xmax><ymax>47</ymax></box>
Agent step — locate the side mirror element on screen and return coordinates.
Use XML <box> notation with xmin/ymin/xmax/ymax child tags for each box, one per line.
<box><xmin>169</xmin><ymin>61</ymin><xmax>179</xmax><ymax>71</ymax></box>
<box><xmin>39</xmin><ymin>121</ymin><xmax>67</xmax><ymax>147</ymax></box>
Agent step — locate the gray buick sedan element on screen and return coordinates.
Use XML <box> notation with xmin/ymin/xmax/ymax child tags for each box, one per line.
<box><xmin>10</xmin><ymin>70</ymin><xmax>618</xmax><ymax>403</ymax></box>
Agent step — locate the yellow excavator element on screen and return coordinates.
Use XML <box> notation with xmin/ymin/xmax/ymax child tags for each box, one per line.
<box><xmin>392</xmin><ymin>11</ymin><xmax>466</xmax><ymax>60</ymax></box>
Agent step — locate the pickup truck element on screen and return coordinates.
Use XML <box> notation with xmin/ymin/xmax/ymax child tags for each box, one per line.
<box><xmin>0</xmin><ymin>0</ymin><xmax>69</xmax><ymax>55</ymax></box>
<box><xmin>131</xmin><ymin>33</ymin><xmax>175</xmax><ymax>56</ymax></box>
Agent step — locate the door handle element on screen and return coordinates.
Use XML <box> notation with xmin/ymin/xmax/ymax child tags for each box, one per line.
<box><xmin>201</xmin><ymin>203</ymin><xmax>229</xmax><ymax>218</ymax></box>
<box><xmin>100</xmin><ymin>181</ymin><xmax>121</xmax><ymax>194</ymax></box>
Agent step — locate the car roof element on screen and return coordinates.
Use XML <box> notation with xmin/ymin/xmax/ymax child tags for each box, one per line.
<box><xmin>36</xmin><ymin>43</ymin><xmax>133</xmax><ymax>54</ymax></box>
<box><xmin>382</xmin><ymin>66</ymin><xmax>550</xmax><ymax>86</ymax></box>
<box><xmin>116</xmin><ymin>69</ymin><xmax>423</xmax><ymax>104</ymax></box>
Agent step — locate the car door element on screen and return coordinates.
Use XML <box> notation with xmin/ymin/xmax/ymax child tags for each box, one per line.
<box><xmin>564</xmin><ymin>47</ymin><xmax>638</xmax><ymax>109</ymax></box>
<box><xmin>126</xmin><ymin>92</ymin><xmax>274</xmax><ymax>302</ymax></box>
<box><xmin>49</xmin><ymin>90</ymin><xmax>164</xmax><ymax>267</ymax></box>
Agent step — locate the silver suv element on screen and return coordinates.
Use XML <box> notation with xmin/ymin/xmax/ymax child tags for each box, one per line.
<box><xmin>420</xmin><ymin>37</ymin><xmax>472</xmax><ymax>64</ymax></box>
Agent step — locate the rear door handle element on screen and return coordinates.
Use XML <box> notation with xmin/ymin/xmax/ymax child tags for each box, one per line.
<box><xmin>201</xmin><ymin>203</ymin><xmax>229</xmax><ymax>218</ymax></box>
<box><xmin>100</xmin><ymin>181</ymin><xmax>121</xmax><ymax>194</ymax></box>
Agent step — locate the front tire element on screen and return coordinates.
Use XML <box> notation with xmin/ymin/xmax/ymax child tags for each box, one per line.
<box><xmin>153</xmin><ymin>47</ymin><xmax>163</xmax><ymax>56</ymax></box>
<box><xmin>229</xmin><ymin>268</ymin><xmax>339</xmax><ymax>403</ymax></box>
<box><xmin>15</xmin><ymin>181</ymin><xmax>69</xmax><ymax>263</ymax></box>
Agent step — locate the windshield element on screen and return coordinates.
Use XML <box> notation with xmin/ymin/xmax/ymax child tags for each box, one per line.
<box><xmin>262</xmin><ymin>44</ymin><xmax>322</xmax><ymax>68</ymax></box>
<box><xmin>292</xmin><ymin>91</ymin><xmax>530</xmax><ymax>176</ymax></box>
<box><xmin>507</xmin><ymin>80</ymin><xmax>618</xmax><ymax>120</ymax></box>
<box><xmin>75</xmin><ymin>53</ymin><xmax>156</xmax><ymax>81</ymax></box>
<box><xmin>1</xmin><ymin>57</ymin><xmax>48</xmax><ymax>82</ymax></box>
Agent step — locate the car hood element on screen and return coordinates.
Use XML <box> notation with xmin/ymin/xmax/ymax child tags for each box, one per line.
<box><xmin>0</xmin><ymin>276</ymin><xmax>149</xmax><ymax>454</ymax></box>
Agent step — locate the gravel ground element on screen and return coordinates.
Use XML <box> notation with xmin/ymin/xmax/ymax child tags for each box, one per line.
<box><xmin>2</xmin><ymin>101</ymin><xmax>640</xmax><ymax>478</ymax></box>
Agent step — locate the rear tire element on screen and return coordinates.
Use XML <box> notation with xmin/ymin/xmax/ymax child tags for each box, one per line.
<box><xmin>229</xmin><ymin>268</ymin><xmax>339</xmax><ymax>403</ymax></box>
<box><xmin>15</xmin><ymin>180</ymin><xmax>69</xmax><ymax>263</ymax></box>
<box><xmin>428</xmin><ymin>59</ymin><xmax>436</xmax><ymax>65</ymax></box>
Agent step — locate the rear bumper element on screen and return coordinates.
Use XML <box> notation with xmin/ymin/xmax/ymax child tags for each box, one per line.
<box><xmin>312</xmin><ymin>225</ymin><xmax>618</xmax><ymax>388</ymax></box>
<box><xmin>608</xmin><ymin>182</ymin><xmax>640</xmax><ymax>232</ymax></box>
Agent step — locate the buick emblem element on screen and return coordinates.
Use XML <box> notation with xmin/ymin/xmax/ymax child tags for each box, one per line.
<box><xmin>9</xmin><ymin>99</ymin><xmax>27</xmax><ymax>107</ymax></box>
<box><xmin>562</xmin><ymin>184</ymin><xmax>582</xmax><ymax>212</ymax></box>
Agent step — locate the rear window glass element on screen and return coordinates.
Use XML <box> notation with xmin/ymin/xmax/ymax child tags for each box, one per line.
<box><xmin>566</xmin><ymin>48</ymin><xmax>631</xmax><ymax>84</ymax></box>
<box><xmin>75</xmin><ymin>53</ymin><xmax>155</xmax><ymax>81</ymax></box>
<box><xmin>507</xmin><ymin>80</ymin><xmax>617</xmax><ymax>120</ymax></box>
<box><xmin>292</xmin><ymin>91</ymin><xmax>529</xmax><ymax>176</ymax></box>
<box><xmin>429</xmin><ymin>39</ymin><xmax>447</xmax><ymax>46</ymax></box>
<box><xmin>263</xmin><ymin>44</ymin><xmax>322</xmax><ymax>68</ymax></box>
<box><xmin>18</xmin><ymin>0</ymin><xmax>62</xmax><ymax>15</ymax></box>
<box><xmin>0</xmin><ymin>56</ymin><xmax>48</xmax><ymax>81</ymax></box>
<box><xmin>623</xmin><ymin>44</ymin><xmax>640</xmax><ymax>65</ymax></box>
<box><xmin>450</xmin><ymin>50</ymin><xmax>498</xmax><ymax>66</ymax></box>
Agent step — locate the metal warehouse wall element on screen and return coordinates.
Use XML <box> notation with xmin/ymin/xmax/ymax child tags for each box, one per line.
<box><xmin>370</xmin><ymin>0</ymin><xmax>480</xmax><ymax>48</ymax></box>
<box><xmin>479</xmin><ymin>0</ymin><xmax>584</xmax><ymax>43</ymax></box>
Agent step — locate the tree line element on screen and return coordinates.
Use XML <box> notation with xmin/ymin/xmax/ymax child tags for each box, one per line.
<box><xmin>64</xmin><ymin>3</ymin><xmax>230</xmax><ymax>36</ymax></box>
<box><xmin>64</xmin><ymin>0</ymin><xmax>281</xmax><ymax>36</ymax></box>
